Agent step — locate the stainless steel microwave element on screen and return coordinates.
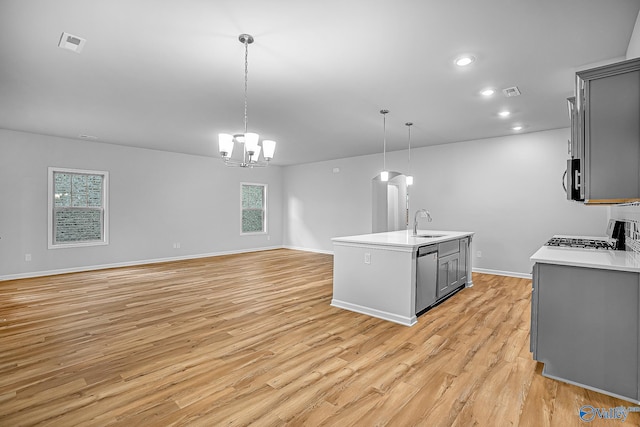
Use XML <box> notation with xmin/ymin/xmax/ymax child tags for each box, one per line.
<box><xmin>565</xmin><ymin>158</ymin><xmax>582</xmax><ymax>201</ymax></box>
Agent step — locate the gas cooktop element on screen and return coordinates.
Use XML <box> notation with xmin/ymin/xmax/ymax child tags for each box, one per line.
<box><xmin>545</xmin><ymin>237</ymin><xmax>615</xmax><ymax>250</ymax></box>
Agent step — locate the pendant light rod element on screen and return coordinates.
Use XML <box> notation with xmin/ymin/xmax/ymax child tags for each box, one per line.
<box><xmin>406</xmin><ymin>122</ymin><xmax>412</xmax><ymax>153</ymax></box>
<box><xmin>405</xmin><ymin>122</ymin><xmax>414</xmax><ymax>186</ymax></box>
<box><xmin>380</xmin><ymin>109</ymin><xmax>389</xmax><ymax>181</ymax></box>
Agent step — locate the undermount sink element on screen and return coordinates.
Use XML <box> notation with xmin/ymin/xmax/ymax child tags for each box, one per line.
<box><xmin>414</xmin><ymin>234</ymin><xmax>445</xmax><ymax>238</ymax></box>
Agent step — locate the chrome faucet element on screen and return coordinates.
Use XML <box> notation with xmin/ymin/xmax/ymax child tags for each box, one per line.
<box><xmin>413</xmin><ymin>209</ymin><xmax>432</xmax><ymax>235</ymax></box>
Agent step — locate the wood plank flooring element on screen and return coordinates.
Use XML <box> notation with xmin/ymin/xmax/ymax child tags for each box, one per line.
<box><xmin>0</xmin><ymin>248</ymin><xmax>637</xmax><ymax>426</ymax></box>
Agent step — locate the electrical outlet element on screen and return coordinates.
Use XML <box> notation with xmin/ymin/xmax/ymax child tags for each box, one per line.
<box><xmin>25</xmin><ymin>254</ymin><xmax>32</xmax><ymax>262</ymax></box>
<box><xmin>364</xmin><ymin>253</ymin><xmax>371</xmax><ymax>264</ymax></box>
<box><xmin>476</xmin><ymin>251</ymin><xmax>482</xmax><ymax>258</ymax></box>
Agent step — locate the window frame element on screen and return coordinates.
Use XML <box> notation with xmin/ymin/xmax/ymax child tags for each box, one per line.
<box><xmin>48</xmin><ymin>167</ymin><xmax>110</xmax><ymax>249</ymax></box>
<box><xmin>240</xmin><ymin>182</ymin><xmax>267</xmax><ymax>235</ymax></box>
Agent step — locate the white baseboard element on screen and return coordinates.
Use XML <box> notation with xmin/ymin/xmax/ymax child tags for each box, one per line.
<box><xmin>2</xmin><ymin>249</ymin><xmax>532</xmax><ymax>282</ymax></box>
<box><xmin>473</xmin><ymin>268</ymin><xmax>532</xmax><ymax>280</ymax></box>
<box><xmin>282</xmin><ymin>245</ymin><xmax>334</xmax><ymax>255</ymax></box>
<box><xmin>0</xmin><ymin>246</ymin><xmax>285</xmax><ymax>281</ymax></box>
<box><xmin>331</xmin><ymin>299</ymin><xmax>417</xmax><ymax>327</ymax></box>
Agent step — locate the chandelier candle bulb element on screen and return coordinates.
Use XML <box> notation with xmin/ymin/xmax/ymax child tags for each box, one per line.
<box><xmin>219</xmin><ymin>133</ymin><xmax>234</xmax><ymax>158</ymax></box>
<box><xmin>262</xmin><ymin>140</ymin><xmax>276</xmax><ymax>160</ymax></box>
<box><xmin>244</xmin><ymin>132</ymin><xmax>260</xmax><ymax>155</ymax></box>
<box><xmin>249</xmin><ymin>145</ymin><xmax>261</xmax><ymax>163</ymax></box>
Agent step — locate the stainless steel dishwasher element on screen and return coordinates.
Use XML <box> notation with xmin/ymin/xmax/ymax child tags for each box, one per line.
<box><xmin>416</xmin><ymin>245</ymin><xmax>438</xmax><ymax>314</ymax></box>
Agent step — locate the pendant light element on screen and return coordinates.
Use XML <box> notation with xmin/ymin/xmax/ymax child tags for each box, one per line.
<box><xmin>405</xmin><ymin>122</ymin><xmax>414</xmax><ymax>186</ymax></box>
<box><xmin>218</xmin><ymin>34</ymin><xmax>276</xmax><ymax>167</ymax></box>
<box><xmin>380</xmin><ymin>109</ymin><xmax>389</xmax><ymax>182</ymax></box>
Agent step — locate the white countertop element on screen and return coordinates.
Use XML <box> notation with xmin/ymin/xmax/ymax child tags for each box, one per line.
<box><xmin>531</xmin><ymin>245</ymin><xmax>640</xmax><ymax>273</ymax></box>
<box><xmin>332</xmin><ymin>229</ymin><xmax>474</xmax><ymax>249</ymax></box>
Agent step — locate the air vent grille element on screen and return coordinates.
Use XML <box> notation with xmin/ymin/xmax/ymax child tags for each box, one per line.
<box><xmin>58</xmin><ymin>32</ymin><xmax>86</xmax><ymax>53</ymax></box>
<box><xmin>502</xmin><ymin>86</ymin><xmax>521</xmax><ymax>97</ymax></box>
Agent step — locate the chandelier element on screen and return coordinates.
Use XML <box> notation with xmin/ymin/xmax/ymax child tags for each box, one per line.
<box><xmin>218</xmin><ymin>34</ymin><xmax>276</xmax><ymax>167</ymax></box>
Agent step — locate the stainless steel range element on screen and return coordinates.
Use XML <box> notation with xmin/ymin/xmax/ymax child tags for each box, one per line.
<box><xmin>545</xmin><ymin>236</ymin><xmax>615</xmax><ymax>250</ymax></box>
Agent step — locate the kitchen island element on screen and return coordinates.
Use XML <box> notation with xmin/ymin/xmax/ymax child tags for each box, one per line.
<box><xmin>530</xmin><ymin>241</ymin><xmax>640</xmax><ymax>403</ymax></box>
<box><xmin>331</xmin><ymin>230</ymin><xmax>474</xmax><ymax>326</ymax></box>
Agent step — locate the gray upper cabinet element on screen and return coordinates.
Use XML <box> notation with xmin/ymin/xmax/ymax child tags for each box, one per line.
<box><xmin>575</xmin><ymin>57</ymin><xmax>640</xmax><ymax>204</ymax></box>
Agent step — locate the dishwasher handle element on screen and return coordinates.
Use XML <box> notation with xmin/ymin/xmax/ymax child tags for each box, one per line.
<box><xmin>417</xmin><ymin>246</ymin><xmax>437</xmax><ymax>257</ymax></box>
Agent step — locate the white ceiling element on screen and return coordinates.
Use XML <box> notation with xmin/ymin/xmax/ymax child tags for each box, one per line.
<box><xmin>1</xmin><ymin>0</ymin><xmax>639</xmax><ymax>165</ymax></box>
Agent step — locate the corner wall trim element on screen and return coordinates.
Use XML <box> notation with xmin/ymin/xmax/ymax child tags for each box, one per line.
<box><xmin>0</xmin><ymin>246</ymin><xmax>285</xmax><ymax>281</ymax></box>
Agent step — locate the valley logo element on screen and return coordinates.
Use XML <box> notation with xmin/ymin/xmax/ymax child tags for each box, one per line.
<box><xmin>579</xmin><ymin>405</ymin><xmax>640</xmax><ymax>422</ymax></box>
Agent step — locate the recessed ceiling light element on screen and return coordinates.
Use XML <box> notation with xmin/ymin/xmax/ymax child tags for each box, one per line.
<box><xmin>455</xmin><ymin>56</ymin><xmax>475</xmax><ymax>67</ymax></box>
<box><xmin>512</xmin><ymin>125</ymin><xmax>523</xmax><ymax>131</ymax></box>
<box><xmin>498</xmin><ymin>111</ymin><xmax>511</xmax><ymax>118</ymax></box>
<box><xmin>79</xmin><ymin>134</ymin><xmax>98</xmax><ymax>140</ymax></box>
<box><xmin>480</xmin><ymin>88</ymin><xmax>495</xmax><ymax>97</ymax></box>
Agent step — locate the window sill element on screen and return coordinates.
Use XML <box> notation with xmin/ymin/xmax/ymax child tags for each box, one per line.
<box><xmin>48</xmin><ymin>240</ymin><xmax>109</xmax><ymax>250</ymax></box>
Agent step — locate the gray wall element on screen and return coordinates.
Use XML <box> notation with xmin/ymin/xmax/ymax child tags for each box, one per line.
<box><xmin>283</xmin><ymin>128</ymin><xmax>608</xmax><ymax>276</ymax></box>
<box><xmin>0</xmin><ymin>126</ymin><xmax>611</xmax><ymax>280</ymax></box>
<box><xmin>0</xmin><ymin>129</ymin><xmax>283</xmax><ymax>279</ymax></box>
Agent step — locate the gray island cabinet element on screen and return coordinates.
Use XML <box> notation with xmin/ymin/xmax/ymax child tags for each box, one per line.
<box><xmin>530</xmin><ymin>245</ymin><xmax>640</xmax><ymax>403</ymax></box>
<box><xmin>331</xmin><ymin>230</ymin><xmax>473</xmax><ymax>326</ymax></box>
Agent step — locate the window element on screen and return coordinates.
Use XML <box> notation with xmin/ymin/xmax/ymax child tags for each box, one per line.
<box><xmin>241</xmin><ymin>183</ymin><xmax>267</xmax><ymax>234</ymax></box>
<box><xmin>48</xmin><ymin>167</ymin><xmax>109</xmax><ymax>248</ymax></box>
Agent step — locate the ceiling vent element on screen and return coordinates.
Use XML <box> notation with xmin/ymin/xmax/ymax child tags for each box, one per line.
<box><xmin>502</xmin><ymin>86</ymin><xmax>521</xmax><ymax>97</ymax></box>
<box><xmin>58</xmin><ymin>32</ymin><xmax>86</xmax><ymax>53</ymax></box>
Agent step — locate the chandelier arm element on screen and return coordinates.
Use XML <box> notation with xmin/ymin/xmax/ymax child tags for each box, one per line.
<box><xmin>223</xmin><ymin>158</ymin><xmax>269</xmax><ymax>168</ymax></box>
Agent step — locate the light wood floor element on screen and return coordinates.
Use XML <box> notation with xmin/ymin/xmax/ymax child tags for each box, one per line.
<box><xmin>1</xmin><ymin>249</ymin><xmax>637</xmax><ymax>426</ymax></box>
